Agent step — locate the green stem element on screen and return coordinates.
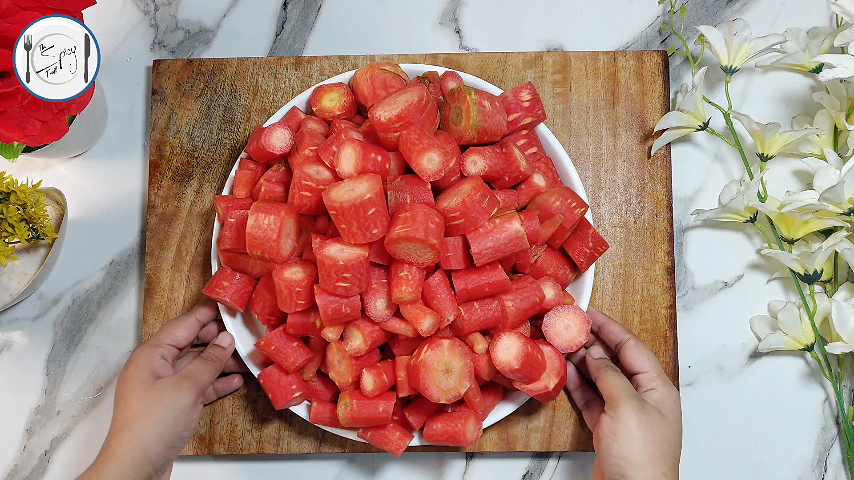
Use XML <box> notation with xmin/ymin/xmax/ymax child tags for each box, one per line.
<box><xmin>705</xmin><ymin>128</ymin><xmax>736</xmax><ymax>149</ymax></box>
<box><xmin>724</xmin><ymin>74</ymin><xmax>734</xmax><ymax>111</ymax></box>
<box><xmin>834</xmin><ymin>252</ymin><xmax>841</xmax><ymax>297</ymax></box>
<box><xmin>812</xmin><ymin>349</ymin><xmax>833</xmax><ymax>382</ymax></box>
<box><xmin>753</xmin><ymin>222</ymin><xmax>774</xmax><ymax>248</ymax></box>
<box><xmin>704</xmin><ymin>96</ymin><xmax>755</xmax><ymax>182</ymax></box>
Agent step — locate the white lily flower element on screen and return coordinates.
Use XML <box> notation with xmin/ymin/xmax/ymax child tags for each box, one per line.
<box><xmin>761</xmin><ymin>231</ymin><xmax>850</xmax><ymax>284</ymax></box>
<box><xmin>696</xmin><ymin>18</ymin><xmax>785</xmax><ymax>75</ymax></box>
<box><xmin>834</xmin><ymin>0</ymin><xmax>854</xmax><ymax>24</ymax></box>
<box><xmin>812</xmin><ymin>81</ymin><xmax>854</xmax><ymax>132</ymax></box>
<box><xmin>826</xmin><ymin>283</ymin><xmax>854</xmax><ymax>354</ymax></box>
<box><xmin>730</xmin><ymin>110</ymin><xmax>821</xmax><ymax>162</ymax></box>
<box><xmin>750</xmin><ymin>295</ymin><xmax>829</xmax><ymax>352</ymax></box>
<box><xmin>793</xmin><ymin>110</ymin><xmax>843</xmax><ymax>159</ymax></box>
<box><xmin>758</xmin><ymin>26</ymin><xmax>844</xmax><ymax>74</ymax></box>
<box><xmin>787</xmin><ymin>150</ymin><xmax>854</xmax><ymax>215</ymax></box>
<box><xmin>652</xmin><ymin>66</ymin><xmax>709</xmax><ymax>154</ymax></box>
<box><xmin>756</xmin><ymin>197</ymin><xmax>849</xmax><ymax>243</ymax></box>
<box><xmin>802</xmin><ymin>149</ymin><xmax>853</xmax><ymax>193</ymax></box>
<box><xmin>831</xmin><ymin>1</ymin><xmax>854</xmax><ymax>49</ymax></box>
<box><xmin>813</xmin><ymin>53</ymin><xmax>854</xmax><ymax>81</ymax></box>
<box><xmin>691</xmin><ymin>172</ymin><xmax>763</xmax><ymax>223</ymax></box>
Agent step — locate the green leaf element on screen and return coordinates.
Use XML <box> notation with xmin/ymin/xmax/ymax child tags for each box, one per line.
<box><xmin>679</xmin><ymin>3</ymin><xmax>686</xmax><ymax>19</ymax></box>
<box><xmin>658</xmin><ymin>0</ymin><xmax>667</xmax><ymax>5</ymax></box>
<box><xmin>666</xmin><ymin>45</ymin><xmax>677</xmax><ymax>55</ymax></box>
<box><xmin>660</xmin><ymin>24</ymin><xmax>670</xmax><ymax>34</ymax></box>
<box><xmin>0</xmin><ymin>142</ymin><xmax>25</xmax><ymax>162</ymax></box>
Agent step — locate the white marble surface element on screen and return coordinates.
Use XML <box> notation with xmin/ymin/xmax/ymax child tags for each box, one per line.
<box><xmin>0</xmin><ymin>0</ymin><xmax>843</xmax><ymax>479</ymax></box>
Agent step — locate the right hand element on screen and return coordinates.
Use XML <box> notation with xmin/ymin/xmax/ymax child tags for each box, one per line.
<box><xmin>565</xmin><ymin>308</ymin><xmax>682</xmax><ymax>480</ymax></box>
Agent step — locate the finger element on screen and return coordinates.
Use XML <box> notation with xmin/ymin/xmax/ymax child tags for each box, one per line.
<box><xmin>568</xmin><ymin>334</ymin><xmax>617</xmax><ymax>380</ymax></box>
<box><xmin>585</xmin><ymin>344</ymin><xmax>639</xmax><ymax>407</ymax></box>
<box><xmin>175</xmin><ymin>350</ymin><xmax>248</xmax><ymax>374</ymax></box>
<box><xmin>565</xmin><ymin>361</ymin><xmax>604</xmax><ymax>430</ymax></box>
<box><xmin>195</xmin><ymin>320</ymin><xmax>226</xmax><ymax>345</ymax></box>
<box><xmin>631</xmin><ymin>371</ymin><xmax>682</xmax><ymax>421</ymax></box>
<box><xmin>150</xmin><ymin>300</ymin><xmax>220</xmax><ymax>352</ymax></box>
<box><xmin>178</xmin><ymin>331</ymin><xmax>236</xmax><ymax>392</ymax></box>
<box><xmin>201</xmin><ymin>374</ymin><xmax>245</xmax><ymax>404</ymax></box>
<box><xmin>588</xmin><ymin>308</ymin><xmax>667</xmax><ymax>378</ymax></box>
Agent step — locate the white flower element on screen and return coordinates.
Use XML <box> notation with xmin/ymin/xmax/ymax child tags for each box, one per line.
<box><xmin>756</xmin><ymin>197</ymin><xmax>849</xmax><ymax>243</ymax></box>
<box><xmin>813</xmin><ymin>53</ymin><xmax>854</xmax><ymax>81</ymax></box>
<box><xmin>758</xmin><ymin>26</ymin><xmax>844</xmax><ymax>74</ymax></box>
<box><xmin>696</xmin><ymin>18</ymin><xmax>785</xmax><ymax>74</ymax></box>
<box><xmin>691</xmin><ymin>172</ymin><xmax>763</xmax><ymax>223</ymax></box>
<box><xmin>832</xmin><ymin>1</ymin><xmax>854</xmax><ymax>50</ymax></box>
<box><xmin>812</xmin><ymin>81</ymin><xmax>854</xmax><ymax>132</ymax></box>
<box><xmin>750</xmin><ymin>295</ymin><xmax>829</xmax><ymax>352</ymax></box>
<box><xmin>652</xmin><ymin>66</ymin><xmax>709</xmax><ymax>154</ymax></box>
<box><xmin>730</xmin><ymin>110</ymin><xmax>821</xmax><ymax>162</ymax></box>
<box><xmin>802</xmin><ymin>149</ymin><xmax>853</xmax><ymax>193</ymax></box>
<box><xmin>826</xmin><ymin>283</ymin><xmax>854</xmax><ymax>354</ymax></box>
<box><xmin>788</xmin><ymin>150</ymin><xmax>854</xmax><ymax>215</ymax></box>
<box><xmin>792</xmin><ymin>110</ymin><xmax>844</xmax><ymax>159</ymax></box>
<box><xmin>834</xmin><ymin>0</ymin><xmax>854</xmax><ymax>24</ymax></box>
<box><xmin>761</xmin><ymin>231</ymin><xmax>850</xmax><ymax>284</ymax></box>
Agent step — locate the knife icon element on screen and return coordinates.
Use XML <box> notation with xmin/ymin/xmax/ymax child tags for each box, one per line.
<box><xmin>83</xmin><ymin>33</ymin><xmax>90</xmax><ymax>83</ymax></box>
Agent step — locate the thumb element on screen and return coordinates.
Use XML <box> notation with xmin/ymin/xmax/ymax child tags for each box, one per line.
<box><xmin>585</xmin><ymin>344</ymin><xmax>639</xmax><ymax>407</ymax></box>
<box><xmin>179</xmin><ymin>331</ymin><xmax>236</xmax><ymax>393</ymax></box>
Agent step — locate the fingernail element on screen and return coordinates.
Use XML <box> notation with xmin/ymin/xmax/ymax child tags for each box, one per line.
<box><xmin>213</xmin><ymin>331</ymin><xmax>233</xmax><ymax>348</ymax></box>
<box><xmin>588</xmin><ymin>344</ymin><xmax>608</xmax><ymax>360</ymax></box>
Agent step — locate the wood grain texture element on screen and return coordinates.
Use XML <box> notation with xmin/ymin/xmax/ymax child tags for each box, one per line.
<box><xmin>144</xmin><ymin>52</ymin><xmax>674</xmax><ymax>455</ymax></box>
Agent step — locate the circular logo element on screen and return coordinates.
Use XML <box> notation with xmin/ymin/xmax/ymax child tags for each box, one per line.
<box><xmin>13</xmin><ymin>15</ymin><xmax>101</xmax><ymax>102</ymax></box>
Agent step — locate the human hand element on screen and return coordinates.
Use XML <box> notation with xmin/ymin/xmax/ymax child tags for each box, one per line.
<box><xmin>80</xmin><ymin>300</ymin><xmax>245</xmax><ymax>480</ymax></box>
<box><xmin>565</xmin><ymin>308</ymin><xmax>682</xmax><ymax>480</ymax></box>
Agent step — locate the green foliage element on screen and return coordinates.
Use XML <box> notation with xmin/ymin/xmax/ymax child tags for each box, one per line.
<box><xmin>0</xmin><ymin>142</ymin><xmax>26</xmax><ymax>162</ymax></box>
<box><xmin>0</xmin><ymin>172</ymin><xmax>58</xmax><ymax>267</ymax></box>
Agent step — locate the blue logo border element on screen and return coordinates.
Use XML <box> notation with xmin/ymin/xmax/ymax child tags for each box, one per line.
<box><xmin>12</xmin><ymin>14</ymin><xmax>102</xmax><ymax>103</ymax></box>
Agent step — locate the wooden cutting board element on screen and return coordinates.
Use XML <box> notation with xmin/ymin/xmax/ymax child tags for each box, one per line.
<box><xmin>144</xmin><ymin>52</ymin><xmax>675</xmax><ymax>454</ymax></box>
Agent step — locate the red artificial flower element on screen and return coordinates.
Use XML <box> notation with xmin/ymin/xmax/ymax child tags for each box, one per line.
<box><xmin>0</xmin><ymin>0</ymin><xmax>97</xmax><ymax>147</ymax></box>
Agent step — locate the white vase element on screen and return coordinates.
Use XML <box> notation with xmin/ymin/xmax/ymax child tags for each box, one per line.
<box><xmin>0</xmin><ymin>188</ymin><xmax>67</xmax><ymax>312</ymax></box>
<box><xmin>17</xmin><ymin>83</ymin><xmax>108</xmax><ymax>160</ymax></box>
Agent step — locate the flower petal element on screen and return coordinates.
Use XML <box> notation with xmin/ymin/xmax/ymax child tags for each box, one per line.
<box><xmin>831</xmin><ymin>300</ymin><xmax>854</xmax><ymax>343</ymax></box>
<box><xmin>651</xmin><ymin>127</ymin><xmax>692</xmax><ymax>154</ymax></box>
<box><xmin>750</xmin><ymin>314</ymin><xmax>779</xmax><ymax>339</ymax></box>
<box><xmin>757</xmin><ymin>331</ymin><xmax>804</xmax><ymax>352</ymax></box>
<box><xmin>696</xmin><ymin>24</ymin><xmax>731</xmax><ymax>67</ymax></box>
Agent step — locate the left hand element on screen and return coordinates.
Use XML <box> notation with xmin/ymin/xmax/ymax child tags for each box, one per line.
<box><xmin>79</xmin><ymin>300</ymin><xmax>246</xmax><ymax>480</ymax></box>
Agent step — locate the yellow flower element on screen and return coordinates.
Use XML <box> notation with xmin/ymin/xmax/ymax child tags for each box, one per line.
<box><xmin>730</xmin><ymin>111</ymin><xmax>821</xmax><ymax>162</ymax></box>
<box><xmin>696</xmin><ymin>18</ymin><xmax>785</xmax><ymax>74</ymax></box>
<box><xmin>756</xmin><ymin>197</ymin><xmax>848</xmax><ymax>243</ymax></box>
<box><xmin>652</xmin><ymin>66</ymin><xmax>709</xmax><ymax>154</ymax></box>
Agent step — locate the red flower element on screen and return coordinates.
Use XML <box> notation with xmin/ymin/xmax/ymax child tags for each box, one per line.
<box><xmin>0</xmin><ymin>0</ymin><xmax>97</xmax><ymax>147</ymax></box>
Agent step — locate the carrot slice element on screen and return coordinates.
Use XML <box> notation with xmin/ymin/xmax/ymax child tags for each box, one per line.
<box><xmin>408</xmin><ymin>337</ymin><xmax>474</xmax><ymax>404</ymax></box>
<box><xmin>541</xmin><ymin>305</ymin><xmax>592</xmax><ymax>354</ymax></box>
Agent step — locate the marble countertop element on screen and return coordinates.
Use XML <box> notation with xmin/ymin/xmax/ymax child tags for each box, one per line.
<box><xmin>0</xmin><ymin>0</ymin><xmax>840</xmax><ymax>479</ymax></box>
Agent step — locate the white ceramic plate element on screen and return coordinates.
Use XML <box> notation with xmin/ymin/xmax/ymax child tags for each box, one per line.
<box><xmin>212</xmin><ymin>64</ymin><xmax>595</xmax><ymax>446</ymax></box>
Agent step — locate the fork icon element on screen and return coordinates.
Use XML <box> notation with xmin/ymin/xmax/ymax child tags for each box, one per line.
<box><xmin>23</xmin><ymin>34</ymin><xmax>32</xmax><ymax>84</ymax></box>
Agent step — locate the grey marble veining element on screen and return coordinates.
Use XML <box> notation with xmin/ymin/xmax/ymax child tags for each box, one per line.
<box><xmin>621</xmin><ymin>0</ymin><xmax>751</xmax><ymax>77</ymax></box>
<box><xmin>440</xmin><ymin>0</ymin><xmax>479</xmax><ymax>53</ymax></box>
<box><xmin>268</xmin><ymin>0</ymin><xmax>324</xmax><ymax>57</ymax></box>
<box><xmin>2</xmin><ymin>243</ymin><xmax>139</xmax><ymax>480</ymax></box>
<box><xmin>134</xmin><ymin>0</ymin><xmax>242</xmax><ymax>57</ymax></box>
